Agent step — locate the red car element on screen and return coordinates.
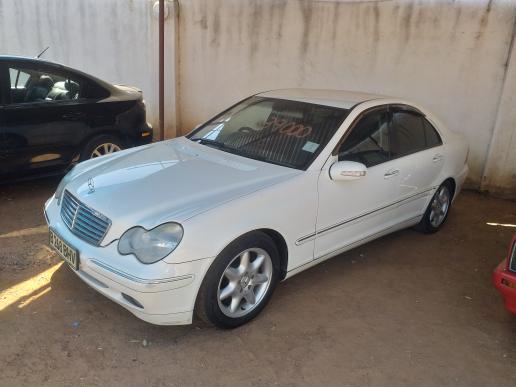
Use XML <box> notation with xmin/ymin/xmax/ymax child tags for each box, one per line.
<box><xmin>493</xmin><ymin>233</ymin><xmax>516</xmax><ymax>314</ymax></box>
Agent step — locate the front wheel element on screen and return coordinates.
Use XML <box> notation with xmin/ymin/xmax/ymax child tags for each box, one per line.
<box><xmin>415</xmin><ymin>182</ymin><xmax>453</xmax><ymax>233</ymax></box>
<box><xmin>195</xmin><ymin>232</ymin><xmax>280</xmax><ymax>328</ymax></box>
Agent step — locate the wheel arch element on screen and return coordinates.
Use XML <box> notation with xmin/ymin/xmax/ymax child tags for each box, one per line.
<box><xmin>255</xmin><ymin>228</ymin><xmax>289</xmax><ymax>280</ymax></box>
<box><xmin>211</xmin><ymin>228</ymin><xmax>289</xmax><ymax>281</ymax></box>
<box><xmin>443</xmin><ymin>177</ymin><xmax>456</xmax><ymax>199</ymax></box>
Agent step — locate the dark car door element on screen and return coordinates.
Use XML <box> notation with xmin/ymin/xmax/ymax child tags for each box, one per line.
<box><xmin>1</xmin><ymin>60</ymin><xmax>95</xmax><ymax>176</ymax></box>
<box><xmin>0</xmin><ymin>63</ymin><xmax>8</xmax><ymax>170</ymax></box>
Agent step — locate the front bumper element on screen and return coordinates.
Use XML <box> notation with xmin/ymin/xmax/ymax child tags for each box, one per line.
<box><xmin>44</xmin><ymin>197</ymin><xmax>213</xmax><ymax>325</ymax></box>
<box><xmin>493</xmin><ymin>260</ymin><xmax>516</xmax><ymax>314</ymax></box>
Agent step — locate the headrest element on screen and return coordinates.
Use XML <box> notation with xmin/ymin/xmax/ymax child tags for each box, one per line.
<box><xmin>53</xmin><ymin>80</ymin><xmax>79</xmax><ymax>97</ymax></box>
<box><xmin>38</xmin><ymin>75</ymin><xmax>54</xmax><ymax>89</ymax></box>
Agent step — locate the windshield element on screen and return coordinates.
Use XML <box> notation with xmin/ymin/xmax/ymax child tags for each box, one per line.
<box><xmin>187</xmin><ymin>97</ymin><xmax>349</xmax><ymax>170</ymax></box>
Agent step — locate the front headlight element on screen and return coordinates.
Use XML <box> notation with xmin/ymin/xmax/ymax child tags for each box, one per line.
<box><xmin>55</xmin><ymin>167</ymin><xmax>76</xmax><ymax>205</ymax></box>
<box><xmin>118</xmin><ymin>223</ymin><xmax>184</xmax><ymax>264</ymax></box>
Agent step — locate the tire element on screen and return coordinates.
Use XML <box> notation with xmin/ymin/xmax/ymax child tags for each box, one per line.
<box><xmin>415</xmin><ymin>181</ymin><xmax>453</xmax><ymax>234</ymax></box>
<box><xmin>80</xmin><ymin>135</ymin><xmax>123</xmax><ymax>161</ymax></box>
<box><xmin>195</xmin><ymin>232</ymin><xmax>280</xmax><ymax>329</ymax></box>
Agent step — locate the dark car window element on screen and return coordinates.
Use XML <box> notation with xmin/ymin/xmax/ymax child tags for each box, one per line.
<box><xmin>389</xmin><ymin>111</ymin><xmax>427</xmax><ymax>158</ymax></box>
<box><xmin>9</xmin><ymin>68</ymin><xmax>30</xmax><ymax>89</ymax></box>
<box><xmin>338</xmin><ymin>108</ymin><xmax>391</xmax><ymax>167</ymax></box>
<box><xmin>8</xmin><ymin>66</ymin><xmax>82</xmax><ymax>104</ymax></box>
<box><xmin>80</xmin><ymin>80</ymin><xmax>110</xmax><ymax>100</ymax></box>
<box><xmin>423</xmin><ymin>118</ymin><xmax>443</xmax><ymax>148</ymax></box>
<box><xmin>510</xmin><ymin>241</ymin><xmax>516</xmax><ymax>273</ymax></box>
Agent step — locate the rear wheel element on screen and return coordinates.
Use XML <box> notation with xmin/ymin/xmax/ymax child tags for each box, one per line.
<box><xmin>415</xmin><ymin>181</ymin><xmax>453</xmax><ymax>233</ymax></box>
<box><xmin>80</xmin><ymin>135</ymin><xmax>123</xmax><ymax>161</ymax></box>
<box><xmin>195</xmin><ymin>232</ymin><xmax>280</xmax><ymax>328</ymax></box>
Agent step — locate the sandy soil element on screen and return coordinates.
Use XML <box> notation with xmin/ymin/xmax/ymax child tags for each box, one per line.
<box><xmin>1</xmin><ymin>177</ymin><xmax>515</xmax><ymax>387</ymax></box>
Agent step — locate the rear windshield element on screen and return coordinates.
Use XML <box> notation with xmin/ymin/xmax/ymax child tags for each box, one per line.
<box><xmin>188</xmin><ymin>97</ymin><xmax>349</xmax><ymax>170</ymax></box>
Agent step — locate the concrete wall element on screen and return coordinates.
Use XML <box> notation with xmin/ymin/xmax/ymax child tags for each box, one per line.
<box><xmin>178</xmin><ymin>0</ymin><xmax>516</xmax><ymax>193</ymax></box>
<box><xmin>0</xmin><ymin>0</ymin><xmax>515</xmax><ymax>196</ymax></box>
<box><xmin>482</xmin><ymin>29</ymin><xmax>516</xmax><ymax>198</ymax></box>
<box><xmin>0</xmin><ymin>0</ymin><xmax>178</xmax><ymax>138</ymax></box>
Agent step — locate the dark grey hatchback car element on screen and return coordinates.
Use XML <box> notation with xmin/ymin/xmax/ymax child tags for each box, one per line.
<box><xmin>0</xmin><ymin>56</ymin><xmax>152</xmax><ymax>180</ymax></box>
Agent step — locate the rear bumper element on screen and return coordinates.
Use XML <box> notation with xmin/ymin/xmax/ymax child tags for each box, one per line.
<box><xmin>454</xmin><ymin>164</ymin><xmax>469</xmax><ymax>201</ymax></box>
<box><xmin>493</xmin><ymin>261</ymin><xmax>516</xmax><ymax>314</ymax></box>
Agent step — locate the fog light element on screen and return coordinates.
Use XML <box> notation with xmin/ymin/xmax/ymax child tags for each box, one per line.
<box><xmin>122</xmin><ymin>293</ymin><xmax>144</xmax><ymax>309</ymax></box>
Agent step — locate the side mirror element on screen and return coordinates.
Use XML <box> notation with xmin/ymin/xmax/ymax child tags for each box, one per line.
<box><xmin>329</xmin><ymin>161</ymin><xmax>367</xmax><ymax>181</ymax></box>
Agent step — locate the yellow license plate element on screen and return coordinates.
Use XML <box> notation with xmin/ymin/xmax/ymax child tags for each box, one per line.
<box><xmin>49</xmin><ymin>229</ymin><xmax>79</xmax><ymax>270</ymax></box>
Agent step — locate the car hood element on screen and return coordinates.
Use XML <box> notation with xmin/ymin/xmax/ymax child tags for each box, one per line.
<box><xmin>66</xmin><ymin>137</ymin><xmax>300</xmax><ymax>244</ymax></box>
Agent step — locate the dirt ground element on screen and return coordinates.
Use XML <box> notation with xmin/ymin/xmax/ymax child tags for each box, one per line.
<box><xmin>1</xmin><ymin>177</ymin><xmax>515</xmax><ymax>387</ymax></box>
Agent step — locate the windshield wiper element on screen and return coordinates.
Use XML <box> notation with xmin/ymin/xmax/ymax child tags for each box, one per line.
<box><xmin>191</xmin><ymin>137</ymin><xmax>232</xmax><ymax>150</ymax></box>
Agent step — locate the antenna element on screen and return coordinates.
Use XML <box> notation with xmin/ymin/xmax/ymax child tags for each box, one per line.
<box><xmin>36</xmin><ymin>46</ymin><xmax>50</xmax><ymax>59</ymax></box>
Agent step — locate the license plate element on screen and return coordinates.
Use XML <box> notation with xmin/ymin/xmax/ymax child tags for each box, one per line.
<box><xmin>49</xmin><ymin>229</ymin><xmax>79</xmax><ymax>270</ymax></box>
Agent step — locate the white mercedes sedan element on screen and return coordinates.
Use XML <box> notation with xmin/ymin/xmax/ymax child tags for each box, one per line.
<box><xmin>44</xmin><ymin>89</ymin><xmax>469</xmax><ymax>328</ymax></box>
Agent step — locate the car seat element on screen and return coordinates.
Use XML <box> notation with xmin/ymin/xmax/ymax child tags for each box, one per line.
<box><xmin>24</xmin><ymin>75</ymin><xmax>54</xmax><ymax>102</ymax></box>
<box><xmin>46</xmin><ymin>80</ymin><xmax>80</xmax><ymax>100</ymax></box>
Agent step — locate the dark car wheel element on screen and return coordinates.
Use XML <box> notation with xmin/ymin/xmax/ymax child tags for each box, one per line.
<box><xmin>80</xmin><ymin>135</ymin><xmax>123</xmax><ymax>161</ymax></box>
<box><xmin>195</xmin><ymin>232</ymin><xmax>280</xmax><ymax>329</ymax></box>
<box><xmin>415</xmin><ymin>181</ymin><xmax>453</xmax><ymax>233</ymax></box>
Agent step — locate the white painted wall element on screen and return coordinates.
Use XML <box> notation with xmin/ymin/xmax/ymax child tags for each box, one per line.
<box><xmin>0</xmin><ymin>0</ymin><xmax>515</xmax><ymax>196</ymax></box>
<box><xmin>482</xmin><ymin>32</ymin><xmax>516</xmax><ymax>198</ymax></box>
<box><xmin>0</xmin><ymin>0</ymin><xmax>178</xmax><ymax>138</ymax></box>
<box><xmin>178</xmin><ymin>0</ymin><xmax>516</xmax><ymax>193</ymax></box>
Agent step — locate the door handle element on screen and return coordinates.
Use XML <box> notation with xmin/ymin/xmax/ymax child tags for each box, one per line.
<box><xmin>432</xmin><ymin>154</ymin><xmax>443</xmax><ymax>162</ymax></box>
<box><xmin>384</xmin><ymin>169</ymin><xmax>400</xmax><ymax>178</ymax></box>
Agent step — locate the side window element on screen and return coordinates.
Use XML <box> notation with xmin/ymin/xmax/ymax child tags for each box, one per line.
<box><xmin>81</xmin><ymin>80</ymin><xmax>110</xmax><ymax>100</ymax></box>
<box><xmin>338</xmin><ymin>109</ymin><xmax>391</xmax><ymax>167</ymax></box>
<box><xmin>423</xmin><ymin>118</ymin><xmax>442</xmax><ymax>148</ymax></box>
<box><xmin>8</xmin><ymin>66</ymin><xmax>82</xmax><ymax>104</ymax></box>
<box><xmin>389</xmin><ymin>111</ymin><xmax>426</xmax><ymax>158</ymax></box>
<box><xmin>9</xmin><ymin>68</ymin><xmax>30</xmax><ymax>89</ymax></box>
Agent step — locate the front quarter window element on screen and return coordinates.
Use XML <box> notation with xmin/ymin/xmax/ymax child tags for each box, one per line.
<box><xmin>188</xmin><ymin>97</ymin><xmax>349</xmax><ymax>169</ymax></box>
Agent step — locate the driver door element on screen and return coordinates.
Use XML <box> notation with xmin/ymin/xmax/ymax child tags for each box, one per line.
<box><xmin>314</xmin><ymin>107</ymin><xmax>402</xmax><ymax>260</ymax></box>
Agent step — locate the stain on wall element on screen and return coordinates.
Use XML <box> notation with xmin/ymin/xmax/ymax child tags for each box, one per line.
<box><xmin>178</xmin><ymin>0</ymin><xmax>516</xmax><ymax>192</ymax></box>
<box><xmin>0</xmin><ymin>0</ymin><xmax>515</xmax><ymax>195</ymax></box>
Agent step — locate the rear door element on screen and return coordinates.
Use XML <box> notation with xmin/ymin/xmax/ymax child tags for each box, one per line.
<box><xmin>388</xmin><ymin>106</ymin><xmax>445</xmax><ymax>222</ymax></box>
<box><xmin>1</xmin><ymin>61</ymin><xmax>92</xmax><ymax>175</ymax></box>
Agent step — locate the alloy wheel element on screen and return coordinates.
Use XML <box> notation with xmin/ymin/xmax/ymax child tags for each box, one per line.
<box><xmin>217</xmin><ymin>248</ymin><xmax>273</xmax><ymax>318</ymax></box>
<box><xmin>90</xmin><ymin>143</ymin><xmax>121</xmax><ymax>158</ymax></box>
<box><xmin>429</xmin><ymin>185</ymin><xmax>450</xmax><ymax>228</ymax></box>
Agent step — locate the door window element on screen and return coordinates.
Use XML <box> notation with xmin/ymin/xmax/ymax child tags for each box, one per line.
<box><xmin>8</xmin><ymin>66</ymin><xmax>82</xmax><ymax>104</ymax></box>
<box><xmin>338</xmin><ymin>109</ymin><xmax>391</xmax><ymax>167</ymax></box>
<box><xmin>423</xmin><ymin>119</ymin><xmax>443</xmax><ymax>148</ymax></box>
<box><xmin>389</xmin><ymin>111</ymin><xmax>427</xmax><ymax>158</ymax></box>
<box><xmin>9</xmin><ymin>68</ymin><xmax>30</xmax><ymax>89</ymax></box>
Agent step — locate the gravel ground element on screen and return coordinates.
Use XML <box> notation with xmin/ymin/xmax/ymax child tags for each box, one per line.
<box><xmin>1</xmin><ymin>177</ymin><xmax>515</xmax><ymax>387</ymax></box>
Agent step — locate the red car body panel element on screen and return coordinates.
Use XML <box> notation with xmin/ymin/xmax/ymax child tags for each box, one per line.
<box><xmin>493</xmin><ymin>234</ymin><xmax>516</xmax><ymax>314</ymax></box>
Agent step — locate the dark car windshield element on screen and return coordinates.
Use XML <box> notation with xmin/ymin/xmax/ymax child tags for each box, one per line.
<box><xmin>187</xmin><ymin>97</ymin><xmax>349</xmax><ymax>170</ymax></box>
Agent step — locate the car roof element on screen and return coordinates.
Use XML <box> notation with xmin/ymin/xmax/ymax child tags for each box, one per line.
<box><xmin>0</xmin><ymin>55</ymin><xmax>69</xmax><ymax>68</ymax></box>
<box><xmin>257</xmin><ymin>88</ymin><xmax>391</xmax><ymax>109</ymax></box>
